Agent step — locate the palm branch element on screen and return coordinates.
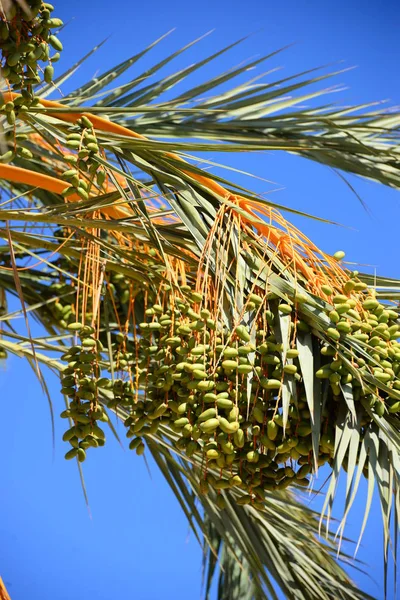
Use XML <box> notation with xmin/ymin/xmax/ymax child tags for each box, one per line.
<box><xmin>1</xmin><ymin>8</ymin><xmax>400</xmax><ymax>600</ymax></box>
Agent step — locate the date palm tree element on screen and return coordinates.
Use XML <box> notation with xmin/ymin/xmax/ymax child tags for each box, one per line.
<box><xmin>0</xmin><ymin>2</ymin><xmax>399</xmax><ymax>599</ymax></box>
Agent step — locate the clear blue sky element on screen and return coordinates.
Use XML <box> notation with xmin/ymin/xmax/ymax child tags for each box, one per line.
<box><xmin>1</xmin><ymin>1</ymin><xmax>399</xmax><ymax>599</ymax></box>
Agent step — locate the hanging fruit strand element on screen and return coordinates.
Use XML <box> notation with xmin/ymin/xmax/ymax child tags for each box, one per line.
<box><xmin>1</xmin><ymin>90</ymin><xmax>353</xmax><ymax>296</ymax></box>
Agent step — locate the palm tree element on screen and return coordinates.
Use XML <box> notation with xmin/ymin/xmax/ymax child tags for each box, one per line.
<box><xmin>0</xmin><ymin>2</ymin><xmax>399</xmax><ymax>598</ymax></box>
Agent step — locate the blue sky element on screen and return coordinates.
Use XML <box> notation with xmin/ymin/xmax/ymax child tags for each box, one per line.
<box><xmin>1</xmin><ymin>0</ymin><xmax>399</xmax><ymax>599</ymax></box>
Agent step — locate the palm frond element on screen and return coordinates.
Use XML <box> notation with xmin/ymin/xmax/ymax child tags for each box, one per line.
<box><xmin>35</xmin><ymin>35</ymin><xmax>400</xmax><ymax>189</ymax></box>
